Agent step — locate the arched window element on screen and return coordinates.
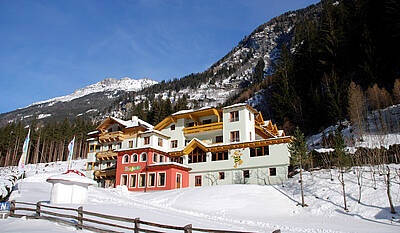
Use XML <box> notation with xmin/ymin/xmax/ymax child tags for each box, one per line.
<box><xmin>131</xmin><ymin>154</ymin><xmax>138</xmax><ymax>163</ymax></box>
<box><xmin>141</xmin><ymin>153</ymin><xmax>147</xmax><ymax>162</ymax></box>
<box><xmin>122</xmin><ymin>154</ymin><xmax>129</xmax><ymax>164</ymax></box>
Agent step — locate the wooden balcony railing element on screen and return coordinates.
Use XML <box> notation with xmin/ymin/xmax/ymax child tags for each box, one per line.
<box><xmin>183</xmin><ymin>122</ymin><xmax>223</xmax><ymax>135</ymax></box>
<box><xmin>94</xmin><ymin>168</ymin><xmax>116</xmax><ymax>179</ymax></box>
<box><xmin>98</xmin><ymin>131</ymin><xmax>124</xmax><ymax>143</ymax></box>
<box><xmin>96</xmin><ymin>151</ymin><xmax>118</xmax><ymax>161</ymax></box>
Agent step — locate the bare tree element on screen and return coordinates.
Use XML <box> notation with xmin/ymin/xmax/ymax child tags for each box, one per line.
<box><xmin>334</xmin><ymin>129</ymin><xmax>351</xmax><ymax>211</ymax></box>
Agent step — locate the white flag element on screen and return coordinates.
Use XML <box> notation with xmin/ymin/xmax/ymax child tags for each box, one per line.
<box><xmin>18</xmin><ymin>128</ymin><xmax>31</xmax><ymax>175</ymax></box>
<box><xmin>67</xmin><ymin>136</ymin><xmax>75</xmax><ymax>170</ymax></box>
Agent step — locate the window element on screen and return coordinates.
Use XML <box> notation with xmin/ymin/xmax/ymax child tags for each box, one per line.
<box><xmin>269</xmin><ymin>168</ymin><xmax>277</xmax><ymax>176</ymax></box>
<box><xmin>122</xmin><ymin>154</ymin><xmax>129</xmax><ymax>164</ymax></box>
<box><xmin>171</xmin><ymin>140</ymin><xmax>178</xmax><ymax>148</ymax></box>
<box><xmin>185</xmin><ymin>140</ymin><xmax>190</xmax><ymax>146</ymax></box>
<box><xmin>230</xmin><ymin>111</ymin><xmax>239</xmax><ymax>122</ymax></box>
<box><xmin>138</xmin><ymin>174</ymin><xmax>146</xmax><ymax>188</ymax></box>
<box><xmin>129</xmin><ymin>174</ymin><xmax>137</xmax><ymax>188</ymax></box>
<box><xmin>95</xmin><ymin>145</ymin><xmax>101</xmax><ymax>151</ymax></box>
<box><xmin>159</xmin><ymin>155</ymin><xmax>164</xmax><ymax>162</ymax></box>
<box><xmin>188</xmin><ymin>148</ymin><xmax>206</xmax><ymax>163</ymax></box>
<box><xmin>250</xmin><ymin>146</ymin><xmax>269</xmax><ymax>157</ymax></box>
<box><xmin>215</xmin><ymin>136</ymin><xmax>223</xmax><ymax>143</ymax></box>
<box><xmin>121</xmin><ymin>175</ymin><xmax>128</xmax><ymax>186</ymax></box>
<box><xmin>108</xmin><ymin>144</ymin><xmax>112</xmax><ymax>151</ymax></box>
<box><xmin>230</xmin><ymin>131</ymin><xmax>240</xmax><ymax>142</ymax></box>
<box><xmin>249</xmin><ymin>112</ymin><xmax>251</xmax><ymax>120</ymax></box>
<box><xmin>195</xmin><ymin>176</ymin><xmax>202</xmax><ymax>186</ymax></box>
<box><xmin>249</xmin><ymin>132</ymin><xmax>252</xmax><ymax>140</ymax></box>
<box><xmin>144</xmin><ymin>136</ymin><xmax>150</xmax><ymax>145</ymax></box>
<box><xmin>129</xmin><ymin>140</ymin><xmax>134</xmax><ymax>148</ymax></box>
<box><xmin>148</xmin><ymin>173</ymin><xmax>156</xmax><ymax>187</ymax></box>
<box><xmin>243</xmin><ymin>170</ymin><xmax>250</xmax><ymax>178</ymax></box>
<box><xmin>131</xmin><ymin>154</ymin><xmax>138</xmax><ymax>163</ymax></box>
<box><xmin>219</xmin><ymin>172</ymin><xmax>225</xmax><ymax>180</ymax></box>
<box><xmin>187</xmin><ymin>122</ymin><xmax>195</xmax><ymax>127</ymax></box>
<box><xmin>171</xmin><ymin>124</ymin><xmax>175</xmax><ymax>130</ymax></box>
<box><xmin>89</xmin><ymin>145</ymin><xmax>95</xmax><ymax>152</ymax></box>
<box><xmin>141</xmin><ymin>153</ymin><xmax>147</xmax><ymax>162</ymax></box>
<box><xmin>158</xmin><ymin>172</ymin><xmax>166</xmax><ymax>187</ymax></box>
<box><xmin>202</xmin><ymin>119</ymin><xmax>212</xmax><ymax>124</ymax></box>
<box><xmin>212</xmin><ymin>151</ymin><xmax>228</xmax><ymax>161</ymax></box>
<box><xmin>117</xmin><ymin>142</ymin><xmax>122</xmax><ymax>149</ymax></box>
<box><xmin>158</xmin><ymin>138</ymin><xmax>163</xmax><ymax>147</ymax></box>
<box><xmin>171</xmin><ymin>156</ymin><xmax>183</xmax><ymax>164</ymax></box>
<box><xmin>106</xmin><ymin>161</ymin><xmax>111</xmax><ymax>168</ymax></box>
<box><xmin>153</xmin><ymin>153</ymin><xmax>158</xmax><ymax>163</ymax></box>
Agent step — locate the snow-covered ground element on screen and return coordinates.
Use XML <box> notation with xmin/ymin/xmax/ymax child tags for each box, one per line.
<box><xmin>1</xmin><ymin>160</ymin><xmax>400</xmax><ymax>232</ymax></box>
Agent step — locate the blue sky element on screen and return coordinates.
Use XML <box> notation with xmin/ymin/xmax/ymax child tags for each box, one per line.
<box><xmin>0</xmin><ymin>0</ymin><xmax>320</xmax><ymax>114</ymax></box>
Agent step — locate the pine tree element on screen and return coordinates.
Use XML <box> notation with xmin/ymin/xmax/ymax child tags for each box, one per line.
<box><xmin>288</xmin><ymin>127</ymin><xmax>309</xmax><ymax>207</ymax></box>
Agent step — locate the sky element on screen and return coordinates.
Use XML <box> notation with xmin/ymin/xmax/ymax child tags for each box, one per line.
<box><xmin>0</xmin><ymin>0</ymin><xmax>320</xmax><ymax>114</ymax></box>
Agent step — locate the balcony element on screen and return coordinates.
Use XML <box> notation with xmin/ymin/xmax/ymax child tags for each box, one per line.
<box><xmin>183</xmin><ymin>122</ymin><xmax>223</xmax><ymax>135</ymax></box>
<box><xmin>94</xmin><ymin>168</ymin><xmax>116</xmax><ymax>179</ymax></box>
<box><xmin>99</xmin><ymin>131</ymin><xmax>124</xmax><ymax>143</ymax></box>
<box><xmin>96</xmin><ymin>151</ymin><xmax>118</xmax><ymax>161</ymax></box>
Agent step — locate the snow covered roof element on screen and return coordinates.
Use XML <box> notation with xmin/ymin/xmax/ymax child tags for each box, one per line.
<box><xmin>140</xmin><ymin>129</ymin><xmax>170</xmax><ymax>138</ymax></box>
<box><xmin>46</xmin><ymin>170</ymin><xmax>97</xmax><ymax>185</ymax></box>
<box><xmin>314</xmin><ymin>148</ymin><xmax>335</xmax><ymax>153</ymax></box>
<box><xmin>147</xmin><ymin>162</ymin><xmax>191</xmax><ymax>169</ymax></box>
<box><xmin>108</xmin><ymin>116</ymin><xmax>154</xmax><ymax>129</ymax></box>
<box><xmin>171</xmin><ymin>106</ymin><xmax>213</xmax><ymax>116</ymax></box>
<box><xmin>87</xmin><ymin>130</ymin><xmax>100</xmax><ymax>135</ymax></box>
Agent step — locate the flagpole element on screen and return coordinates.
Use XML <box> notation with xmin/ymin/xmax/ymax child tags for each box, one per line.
<box><xmin>67</xmin><ymin>136</ymin><xmax>75</xmax><ymax>171</ymax></box>
<box><xmin>18</xmin><ymin>127</ymin><xmax>31</xmax><ymax>179</ymax></box>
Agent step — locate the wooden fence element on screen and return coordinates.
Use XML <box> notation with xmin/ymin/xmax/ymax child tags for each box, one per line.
<box><xmin>8</xmin><ymin>200</ymin><xmax>281</xmax><ymax>233</ymax></box>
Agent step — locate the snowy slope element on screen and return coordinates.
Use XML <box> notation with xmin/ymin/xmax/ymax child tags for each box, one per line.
<box><xmin>30</xmin><ymin>77</ymin><xmax>157</xmax><ymax>107</ymax></box>
<box><xmin>1</xmin><ymin>160</ymin><xmax>399</xmax><ymax>232</ymax></box>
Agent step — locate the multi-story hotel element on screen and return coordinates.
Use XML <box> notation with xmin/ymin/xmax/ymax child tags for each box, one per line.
<box><xmin>86</xmin><ymin>103</ymin><xmax>291</xmax><ymax>191</ymax></box>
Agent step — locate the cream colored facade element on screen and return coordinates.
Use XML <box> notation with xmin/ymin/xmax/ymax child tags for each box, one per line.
<box><xmin>87</xmin><ymin>103</ymin><xmax>292</xmax><ymax>188</ymax></box>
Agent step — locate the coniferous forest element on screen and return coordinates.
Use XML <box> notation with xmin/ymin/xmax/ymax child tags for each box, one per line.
<box><xmin>270</xmin><ymin>0</ymin><xmax>400</xmax><ymax>134</ymax></box>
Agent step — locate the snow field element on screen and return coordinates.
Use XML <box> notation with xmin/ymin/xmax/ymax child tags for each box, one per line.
<box><xmin>0</xmin><ymin>160</ymin><xmax>400</xmax><ymax>232</ymax></box>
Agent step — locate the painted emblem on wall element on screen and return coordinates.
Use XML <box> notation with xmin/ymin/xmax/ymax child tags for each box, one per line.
<box><xmin>231</xmin><ymin>148</ymin><xmax>245</xmax><ymax>168</ymax></box>
<box><xmin>124</xmin><ymin>166</ymin><xmax>141</xmax><ymax>172</ymax></box>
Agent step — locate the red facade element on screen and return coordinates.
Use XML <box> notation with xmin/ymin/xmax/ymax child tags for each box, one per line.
<box><xmin>116</xmin><ymin>149</ymin><xmax>190</xmax><ymax>191</ymax></box>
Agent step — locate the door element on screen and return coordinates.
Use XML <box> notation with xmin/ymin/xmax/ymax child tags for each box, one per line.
<box><xmin>176</xmin><ymin>173</ymin><xmax>181</xmax><ymax>189</ymax></box>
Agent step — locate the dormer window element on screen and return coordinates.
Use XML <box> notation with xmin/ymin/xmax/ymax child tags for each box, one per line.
<box><xmin>230</xmin><ymin>111</ymin><xmax>239</xmax><ymax>122</ymax></box>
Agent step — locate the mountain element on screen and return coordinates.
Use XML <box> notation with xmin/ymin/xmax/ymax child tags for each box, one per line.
<box><xmin>0</xmin><ymin>1</ymin><xmax>326</xmax><ymax>128</ymax></box>
<box><xmin>0</xmin><ymin>77</ymin><xmax>157</xmax><ymax>126</ymax></box>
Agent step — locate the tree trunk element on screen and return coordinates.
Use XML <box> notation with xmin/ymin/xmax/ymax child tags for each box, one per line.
<box><xmin>12</xmin><ymin>136</ymin><xmax>20</xmax><ymax>165</ymax></box>
<box><xmin>340</xmin><ymin>170</ymin><xmax>348</xmax><ymax>211</ymax></box>
<box><xmin>34</xmin><ymin>134</ymin><xmax>41</xmax><ymax>164</ymax></box>
<box><xmin>300</xmin><ymin>168</ymin><xmax>306</xmax><ymax>207</ymax></box>
<box><xmin>386</xmin><ymin>166</ymin><xmax>396</xmax><ymax>214</ymax></box>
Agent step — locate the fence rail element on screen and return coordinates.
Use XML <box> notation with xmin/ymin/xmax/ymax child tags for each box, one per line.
<box><xmin>7</xmin><ymin>200</ymin><xmax>280</xmax><ymax>233</ymax></box>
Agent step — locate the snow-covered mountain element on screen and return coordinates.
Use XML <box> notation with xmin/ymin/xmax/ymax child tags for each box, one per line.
<box><xmin>30</xmin><ymin>77</ymin><xmax>157</xmax><ymax>107</ymax></box>
<box><xmin>0</xmin><ymin>77</ymin><xmax>157</xmax><ymax>126</ymax></box>
<box><xmin>0</xmin><ymin>2</ymin><xmax>322</xmax><ymax>127</ymax></box>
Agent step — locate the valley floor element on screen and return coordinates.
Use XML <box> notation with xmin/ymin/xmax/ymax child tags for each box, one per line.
<box><xmin>1</xmin><ymin>160</ymin><xmax>400</xmax><ymax>233</ymax></box>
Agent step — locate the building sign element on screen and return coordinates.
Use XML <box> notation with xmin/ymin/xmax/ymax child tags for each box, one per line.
<box><xmin>230</xmin><ymin>148</ymin><xmax>245</xmax><ymax>168</ymax></box>
<box><xmin>0</xmin><ymin>202</ymin><xmax>10</xmax><ymax>211</ymax></box>
<box><xmin>124</xmin><ymin>165</ymin><xmax>141</xmax><ymax>172</ymax></box>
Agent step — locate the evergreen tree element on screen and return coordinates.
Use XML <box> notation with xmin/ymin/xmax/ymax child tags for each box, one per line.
<box><xmin>288</xmin><ymin>127</ymin><xmax>309</xmax><ymax>207</ymax></box>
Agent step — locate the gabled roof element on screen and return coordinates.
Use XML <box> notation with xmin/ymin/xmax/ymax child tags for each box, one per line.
<box><xmin>96</xmin><ymin>116</ymin><xmax>153</xmax><ymax>131</ymax></box>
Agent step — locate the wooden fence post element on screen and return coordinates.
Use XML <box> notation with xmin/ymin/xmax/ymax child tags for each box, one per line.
<box><xmin>184</xmin><ymin>224</ymin><xmax>192</xmax><ymax>233</ymax></box>
<box><xmin>134</xmin><ymin>217</ymin><xmax>140</xmax><ymax>233</ymax></box>
<box><xmin>36</xmin><ymin>202</ymin><xmax>41</xmax><ymax>217</ymax></box>
<box><xmin>77</xmin><ymin>206</ymin><xmax>83</xmax><ymax>230</ymax></box>
<box><xmin>10</xmin><ymin>200</ymin><xmax>15</xmax><ymax>216</ymax></box>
